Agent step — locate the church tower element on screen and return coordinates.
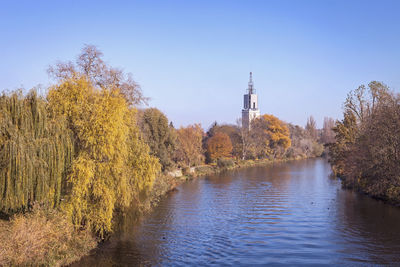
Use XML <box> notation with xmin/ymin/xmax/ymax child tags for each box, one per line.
<box><xmin>242</xmin><ymin>72</ymin><xmax>260</xmax><ymax>129</ymax></box>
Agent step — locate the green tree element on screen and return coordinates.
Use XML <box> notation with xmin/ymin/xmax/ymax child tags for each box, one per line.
<box><xmin>138</xmin><ymin>108</ymin><xmax>176</xmax><ymax>171</ymax></box>
<box><xmin>0</xmin><ymin>91</ymin><xmax>74</xmax><ymax>214</ymax></box>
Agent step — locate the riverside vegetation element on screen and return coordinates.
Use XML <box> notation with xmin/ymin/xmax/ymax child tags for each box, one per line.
<box><xmin>0</xmin><ymin>46</ymin><xmax>331</xmax><ymax>266</ymax></box>
<box><xmin>329</xmin><ymin>81</ymin><xmax>400</xmax><ymax>205</ymax></box>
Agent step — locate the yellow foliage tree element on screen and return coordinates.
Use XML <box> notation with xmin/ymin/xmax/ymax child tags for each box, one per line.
<box><xmin>206</xmin><ymin>132</ymin><xmax>233</xmax><ymax>161</ymax></box>
<box><xmin>48</xmin><ymin>75</ymin><xmax>160</xmax><ymax>237</ymax></box>
<box><xmin>250</xmin><ymin>114</ymin><xmax>291</xmax><ymax>159</ymax></box>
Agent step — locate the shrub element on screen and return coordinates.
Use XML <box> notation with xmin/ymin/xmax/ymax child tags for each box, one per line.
<box><xmin>195</xmin><ymin>165</ymin><xmax>215</xmax><ymax>176</ymax></box>
<box><xmin>182</xmin><ymin>167</ymin><xmax>191</xmax><ymax>176</ymax></box>
<box><xmin>0</xmin><ymin>205</ymin><xmax>96</xmax><ymax>266</ymax></box>
<box><xmin>149</xmin><ymin>174</ymin><xmax>178</xmax><ymax>204</ymax></box>
<box><xmin>217</xmin><ymin>158</ymin><xmax>235</xmax><ymax>169</ymax></box>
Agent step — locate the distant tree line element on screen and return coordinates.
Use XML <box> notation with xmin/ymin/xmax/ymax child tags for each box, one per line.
<box><xmin>139</xmin><ymin>109</ymin><xmax>333</xmax><ymax>172</ymax></box>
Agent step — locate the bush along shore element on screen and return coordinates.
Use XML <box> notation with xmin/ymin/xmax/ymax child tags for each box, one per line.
<box><xmin>0</xmin><ymin>46</ymin><xmax>331</xmax><ymax>266</ymax></box>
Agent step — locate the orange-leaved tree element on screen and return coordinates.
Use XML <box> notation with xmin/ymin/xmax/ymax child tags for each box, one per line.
<box><xmin>175</xmin><ymin>124</ymin><xmax>204</xmax><ymax>167</ymax></box>
<box><xmin>206</xmin><ymin>132</ymin><xmax>233</xmax><ymax>161</ymax></box>
<box><xmin>206</xmin><ymin>123</ymin><xmax>242</xmax><ymax>160</ymax></box>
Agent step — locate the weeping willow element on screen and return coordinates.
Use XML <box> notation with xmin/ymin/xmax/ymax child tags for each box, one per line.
<box><xmin>0</xmin><ymin>90</ymin><xmax>74</xmax><ymax>214</ymax></box>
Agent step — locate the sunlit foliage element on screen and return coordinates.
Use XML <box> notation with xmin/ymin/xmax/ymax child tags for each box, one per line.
<box><xmin>206</xmin><ymin>132</ymin><xmax>233</xmax><ymax>161</ymax></box>
<box><xmin>206</xmin><ymin>123</ymin><xmax>242</xmax><ymax>160</ymax></box>
<box><xmin>249</xmin><ymin>114</ymin><xmax>291</xmax><ymax>159</ymax></box>
<box><xmin>47</xmin><ymin>74</ymin><xmax>159</xmax><ymax>237</ymax></box>
<box><xmin>175</xmin><ymin>124</ymin><xmax>204</xmax><ymax>167</ymax></box>
<box><xmin>46</xmin><ymin>46</ymin><xmax>160</xmax><ymax>237</ymax></box>
<box><xmin>0</xmin><ymin>45</ymin><xmax>160</xmax><ymax>237</ymax></box>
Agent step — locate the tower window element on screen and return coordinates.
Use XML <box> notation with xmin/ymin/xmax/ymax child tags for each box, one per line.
<box><xmin>253</xmin><ymin>102</ymin><xmax>255</xmax><ymax>109</ymax></box>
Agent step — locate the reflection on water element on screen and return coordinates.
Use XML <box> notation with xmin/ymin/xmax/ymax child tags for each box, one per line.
<box><xmin>74</xmin><ymin>158</ymin><xmax>400</xmax><ymax>266</ymax></box>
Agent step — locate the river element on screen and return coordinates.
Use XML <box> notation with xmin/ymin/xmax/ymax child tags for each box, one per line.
<box><xmin>74</xmin><ymin>158</ymin><xmax>400</xmax><ymax>266</ymax></box>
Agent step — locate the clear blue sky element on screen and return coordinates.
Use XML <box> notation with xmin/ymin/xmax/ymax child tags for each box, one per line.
<box><xmin>1</xmin><ymin>0</ymin><xmax>400</xmax><ymax>129</ymax></box>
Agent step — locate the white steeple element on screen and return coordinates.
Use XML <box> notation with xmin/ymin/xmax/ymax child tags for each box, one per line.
<box><xmin>242</xmin><ymin>72</ymin><xmax>261</xmax><ymax>129</ymax></box>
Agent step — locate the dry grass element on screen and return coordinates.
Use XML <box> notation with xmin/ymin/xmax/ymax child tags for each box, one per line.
<box><xmin>0</xmin><ymin>205</ymin><xmax>96</xmax><ymax>267</ymax></box>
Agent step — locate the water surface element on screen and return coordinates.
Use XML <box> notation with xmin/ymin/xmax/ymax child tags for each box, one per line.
<box><xmin>75</xmin><ymin>159</ymin><xmax>400</xmax><ymax>266</ymax></box>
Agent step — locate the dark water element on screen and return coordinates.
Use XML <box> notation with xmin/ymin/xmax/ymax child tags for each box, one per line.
<box><xmin>75</xmin><ymin>159</ymin><xmax>400</xmax><ymax>266</ymax></box>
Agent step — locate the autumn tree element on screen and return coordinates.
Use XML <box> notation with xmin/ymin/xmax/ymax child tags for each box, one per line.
<box><xmin>329</xmin><ymin>112</ymin><xmax>358</xmax><ymax>177</ymax></box>
<box><xmin>321</xmin><ymin>117</ymin><xmax>335</xmax><ymax>144</ymax></box>
<box><xmin>138</xmin><ymin>108</ymin><xmax>176</xmax><ymax>171</ymax></box>
<box><xmin>47</xmin><ymin>46</ymin><xmax>160</xmax><ymax>237</ymax></box>
<box><xmin>285</xmin><ymin>122</ymin><xmax>324</xmax><ymax>159</ymax></box>
<box><xmin>205</xmin><ymin>122</ymin><xmax>242</xmax><ymax>160</ymax></box>
<box><xmin>48</xmin><ymin>44</ymin><xmax>147</xmax><ymax>106</ymax></box>
<box><xmin>329</xmin><ymin>81</ymin><xmax>390</xmax><ymax>177</ymax></box>
<box><xmin>329</xmin><ymin>81</ymin><xmax>400</xmax><ymax>203</ymax></box>
<box><xmin>342</xmin><ymin>82</ymin><xmax>390</xmax><ymax>124</ymax></box>
<box><xmin>286</xmin><ymin>124</ymin><xmax>309</xmax><ymax>159</ymax></box>
<box><xmin>305</xmin><ymin>115</ymin><xmax>317</xmax><ymax>140</ymax></box>
<box><xmin>237</xmin><ymin>118</ymin><xmax>251</xmax><ymax>160</ymax></box>
<box><xmin>357</xmin><ymin>94</ymin><xmax>400</xmax><ymax>201</ymax></box>
<box><xmin>249</xmin><ymin>114</ymin><xmax>291</xmax><ymax>159</ymax></box>
<box><xmin>175</xmin><ymin>124</ymin><xmax>204</xmax><ymax>167</ymax></box>
<box><xmin>206</xmin><ymin>132</ymin><xmax>233</xmax><ymax>161</ymax></box>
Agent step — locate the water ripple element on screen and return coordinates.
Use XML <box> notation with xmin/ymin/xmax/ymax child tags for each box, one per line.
<box><xmin>73</xmin><ymin>159</ymin><xmax>400</xmax><ymax>266</ymax></box>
